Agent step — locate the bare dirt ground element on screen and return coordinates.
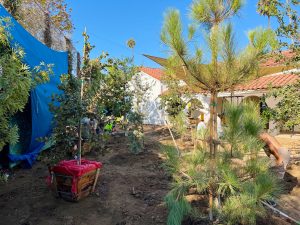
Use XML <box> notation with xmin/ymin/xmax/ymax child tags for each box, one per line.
<box><xmin>0</xmin><ymin>126</ymin><xmax>171</xmax><ymax>225</ymax></box>
<box><xmin>0</xmin><ymin>126</ymin><xmax>298</xmax><ymax>225</ymax></box>
<box><xmin>275</xmin><ymin>135</ymin><xmax>300</xmax><ymax>223</ymax></box>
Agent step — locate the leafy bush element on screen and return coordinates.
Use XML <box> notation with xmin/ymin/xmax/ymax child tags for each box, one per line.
<box><xmin>168</xmin><ymin>111</ymin><xmax>188</xmax><ymax>138</ymax></box>
<box><xmin>0</xmin><ymin>18</ymin><xmax>51</xmax><ymax>152</ymax></box>
<box><xmin>50</xmin><ymin>32</ymin><xmax>138</xmax><ymax>158</ymax></box>
<box><xmin>128</xmin><ymin>111</ymin><xmax>144</xmax><ymax>154</ymax></box>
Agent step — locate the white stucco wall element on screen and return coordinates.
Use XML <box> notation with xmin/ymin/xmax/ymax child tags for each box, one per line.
<box><xmin>131</xmin><ymin>72</ymin><xmax>166</xmax><ymax>125</ymax></box>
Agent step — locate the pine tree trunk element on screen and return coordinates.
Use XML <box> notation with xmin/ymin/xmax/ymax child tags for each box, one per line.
<box><xmin>212</xmin><ymin>92</ymin><xmax>218</xmax><ymax>156</ymax></box>
<box><xmin>208</xmin><ymin>186</ymin><xmax>214</xmax><ymax>222</ymax></box>
<box><xmin>209</xmin><ymin>93</ymin><xmax>214</xmax><ymax>157</ymax></box>
<box><xmin>209</xmin><ymin>91</ymin><xmax>218</xmax><ymax>158</ymax></box>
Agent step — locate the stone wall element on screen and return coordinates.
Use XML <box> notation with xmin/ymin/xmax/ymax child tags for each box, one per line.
<box><xmin>1</xmin><ymin>0</ymin><xmax>68</xmax><ymax>51</ymax></box>
<box><xmin>0</xmin><ymin>0</ymin><xmax>79</xmax><ymax>76</ymax></box>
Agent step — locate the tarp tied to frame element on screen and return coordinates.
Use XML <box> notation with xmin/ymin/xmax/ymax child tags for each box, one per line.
<box><xmin>0</xmin><ymin>5</ymin><xmax>68</xmax><ymax>167</ymax></box>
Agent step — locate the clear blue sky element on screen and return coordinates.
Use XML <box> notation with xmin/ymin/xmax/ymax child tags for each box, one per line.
<box><xmin>66</xmin><ymin>0</ymin><xmax>272</xmax><ymax>68</ymax></box>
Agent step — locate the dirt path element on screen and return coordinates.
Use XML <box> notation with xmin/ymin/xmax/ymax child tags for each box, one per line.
<box><xmin>0</xmin><ymin>126</ymin><xmax>171</xmax><ymax>225</ymax></box>
<box><xmin>0</xmin><ymin>127</ymin><xmax>299</xmax><ymax>225</ymax></box>
<box><xmin>274</xmin><ymin>135</ymin><xmax>300</xmax><ymax>223</ymax></box>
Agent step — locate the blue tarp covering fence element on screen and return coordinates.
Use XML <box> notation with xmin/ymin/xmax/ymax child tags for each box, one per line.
<box><xmin>0</xmin><ymin>5</ymin><xmax>68</xmax><ymax>167</ymax></box>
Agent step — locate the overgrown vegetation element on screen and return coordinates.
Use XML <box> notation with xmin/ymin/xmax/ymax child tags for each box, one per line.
<box><xmin>163</xmin><ymin>102</ymin><xmax>281</xmax><ymax>225</ymax></box>
<box><xmin>256</xmin><ymin>0</ymin><xmax>300</xmax><ymax>134</ymax></box>
<box><xmin>3</xmin><ymin>0</ymin><xmax>73</xmax><ymax>32</ymax></box>
<box><xmin>49</xmin><ymin>31</ymin><xmax>148</xmax><ymax>160</ymax></box>
<box><xmin>258</xmin><ymin>0</ymin><xmax>299</xmax><ymax>59</ymax></box>
<box><xmin>160</xmin><ymin>0</ymin><xmax>278</xmax><ymax>221</ymax></box>
<box><xmin>128</xmin><ymin>73</ymin><xmax>151</xmax><ymax>153</ymax></box>
<box><xmin>264</xmin><ymin>81</ymin><xmax>300</xmax><ymax>133</ymax></box>
<box><xmin>0</xmin><ymin>18</ymin><xmax>51</xmax><ymax>152</ymax></box>
<box><xmin>160</xmin><ymin>76</ymin><xmax>187</xmax><ymax>118</ymax></box>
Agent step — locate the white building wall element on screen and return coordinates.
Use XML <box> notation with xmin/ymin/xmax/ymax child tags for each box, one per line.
<box><xmin>132</xmin><ymin>72</ymin><xmax>166</xmax><ymax>125</ymax></box>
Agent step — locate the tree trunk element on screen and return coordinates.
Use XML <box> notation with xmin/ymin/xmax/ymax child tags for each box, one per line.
<box><xmin>66</xmin><ymin>38</ymin><xmax>73</xmax><ymax>75</ymax></box>
<box><xmin>208</xmin><ymin>186</ymin><xmax>213</xmax><ymax>222</ymax></box>
<box><xmin>44</xmin><ymin>11</ymin><xmax>52</xmax><ymax>48</ymax></box>
<box><xmin>212</xmin><ymin>92</ymin><xmax>218</xmax><ymax>156</ymax></box>
<box><xmin>209</xmin><ymin>91</ymin><xmax>218</xmax><ymax>158</ymax></box>
<box><xmin>209</xmin><ymin>94</ymin><xmax>214</xmax><ymax>157</ymax></box>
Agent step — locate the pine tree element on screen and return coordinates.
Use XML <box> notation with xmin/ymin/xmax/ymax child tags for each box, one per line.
<box><xmin>163</xmin><ymin>102</ymin><xmax>281</xmax><ymax>225</ymax></box>
<box><xmin>160</xmin><ymin>0</ymin><xmax>278</xmax><ymax>222</ymax></box>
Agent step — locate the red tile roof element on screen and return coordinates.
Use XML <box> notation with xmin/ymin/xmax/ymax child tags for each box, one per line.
<box><xmin>160</xmin><ymin>73</ymin><xmax>299</xmax><ymax>96</ymax></box>
<box><xmin>260</xmin><ymin>50</ymin><xmax>295</xmax><ymax>67</ymax></box>
<box><xmin>235</xmin><ymin>73</ymin><xmax>299</xmax><ymax>91</ymax></box>
<box><xmin>140</xmin><ymin>67</ymin><xmax>164</xmax><ymax>80</ymax></box>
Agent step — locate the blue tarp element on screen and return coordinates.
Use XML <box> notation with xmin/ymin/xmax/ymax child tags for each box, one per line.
<box><xmin>0</xmin><ymin>5</ymin><xmax>68</xmax><ymax>167</ymax></box>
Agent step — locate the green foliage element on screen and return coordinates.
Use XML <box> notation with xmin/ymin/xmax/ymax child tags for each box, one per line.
<box><xmin>101</xmin><ymin>58</ymin><xmax>136</xmax><ymax>118</ymax></box>
<box><xmin>49</xmin><ymin>74</ymin><xmax>81</xmax><ymax>152</ymax></box>
<box><xmin>266</xmin><ymin>0</ymin><xmax>299</xmax><ymax>55</ymax></box>
<box><xmin>127</xmin><ymin>111</ymin><xmax>144</xmax><ymax>154</ymax></box>
<box><xmin>266</xmin><ymin>81</ymin><xmax>300</xmax><ymax>132</ymax></box>
<box><xmin>217</xmin><ymin>164</ymin><xmax>241</xmax><ymax>196</ymax></box>
<box><xmin>50</xmin><ymin>32</ymin><xmax>137</xmax><ymax>157</ymax></box>
<box><xmin>168</xmin><ymin>111</ymin><xmax>188</xmax><ymax>137</ymax></box>
<box><xmin>248</xmin><ymin>27</ymin><xmax>279</xmax><ymax>54</ymax></box>
<box><xmin>127</xmin><ymin>73</ymin><xmax>151</xmax><ymax>154</ymax></box>
<box><xmin>160</xmin><ymin>92</ymin><xmax>186</xmax><ymax>117</ymax></box>
<box><xmin>160</xmin><ymin>1</ymin><xmax>278</xmax><ymax>167</ymax></box>
<box><xmin>257</xmin><ymin>0</ymin><xmax>299</xmax><ymax>67</ymax></box>
<box><xmin>245</xmin><ymin>157</ymin><xmax>269</xmax><ymax>177</ymax></box>
<box><xmin>50</xmin><ymin>58</ymin><xmax>135</xmax><ymax>153</ymax></box>
<box><xmin>222</xmin><ymin>172</ymin><xmax>281</xmax><ymax>225</ymax></box>
<box><xmin>3</xmin><ymin>0</ymin><xmax>22</xmax><ymax>18</ymax></box>
<box><xmin>257</xmin><ymin>0</ymin><xmax>278</xmax><ymax>17</ymax></box>
<box><xmin>2</xmin><ymin>0</ymin><xmax>73</xmax><ymax>33</ymax></box>
<box><xmin>0</xmin><ymin>171</ymin><xmax>9</xmax><ymax>183</ymax></box>
<box><xmin>222</xmin><ymin>193</ymin><xmax>263</xmax><ymax>225</ymax></box>
<box><xmin>190</xmin><ymin>0</ymin><xmax>243</xmax><ymax>28</ymax></box>
<box><xmin>222</xmin><ymin>102</ymin><xmax>264</xmax><ymax>156</ymax></box>
<box><xmin>160</xmin><ymin>73</ymin><xmax>187</xmax><ymax>117</ymax></box>
<box><xmin>164</xmin><ymin>102</ymin><xmax>281</xmax><ymax>224</ymax></box>
<box><xmin>162</xmin><ymin>144</ymin><xmax>180</xmax><ymax>174</ymax></box>
<box><xmin>126</xmin><ymin>39</ymin><xmax>136</xmax><ymax>49</ymax></box>
<box><xmin>126</xmin><ymin>38</ymin><xmax>136</xmax><ymax>58</ymax></box>
<box><xmin>31</xmin><ymin>0</ymin><xmax>73</xmax><ymax>32</ymax></box>
<box><xmin>165</xmin><ymin>192</ymin><xmax>192</xmax><ymax>225</ymax></box>
<box><xmin>160</xmin><ymin>1</ymin><xmax>280</xmax><ymax>222</ymax></box>
<box><xmin>257</xmin><ymin>0</ymin><xmax>278</xmax><ymax>26</ymax></box>
<box><xmin>0</xmin><ymin>18</ymin><xmax>51</xmax><ymax>152</ymax></box>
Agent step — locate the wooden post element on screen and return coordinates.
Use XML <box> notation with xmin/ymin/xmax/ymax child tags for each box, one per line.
<box><xmin>92</xmin><ymin>169</ymin><xmax>100</xmax><ymax>192</ymax></box>
<box><xmin>78</xmin><ymin>78</ymin><xmax>84</xmax><ymax>165</ymax></box>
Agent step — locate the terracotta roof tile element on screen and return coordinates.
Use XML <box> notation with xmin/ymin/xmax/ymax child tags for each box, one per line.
<box><xmin>159</xmin><ymin>73</ymin><xmax>298</xmax><ymax>95</ymax></box>
<box><xmin>140</xmin><ymin>67</ymin><xmax>164</xmax><ymax>80</ymax></box>
<box><xmin>260</xmin><ymin>50</ymin><xmax>295</xmax><ymax>67</ymax></box>
<box><xmin>235</xmin><ymin>73</ymin><xmax>299</xmax><ymax>91</ymax></box>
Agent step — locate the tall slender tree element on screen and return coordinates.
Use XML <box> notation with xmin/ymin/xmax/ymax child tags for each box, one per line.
<box><xmin>257</xmin><ymin>0</ymin><xmax>278</xmax><ymax>27</ymax></box>
<box><xmin>161</xmin><ymin>0</ymin><xmax>276</xmax><ymax>159</ymax></box>
<box><xmin>127</xmin><ymin>38</ymin><xmax>136</xmax><ymax>59</ymax></box>
<box><xmin>161</xmin><ymin>0</ymin><xmax>278</xmax><ymax>220</ymax></box>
